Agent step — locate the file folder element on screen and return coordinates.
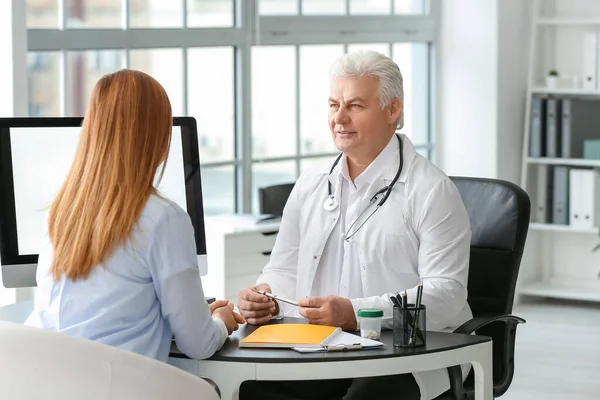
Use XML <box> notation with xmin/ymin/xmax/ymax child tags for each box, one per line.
<box><xmin>546</xmin><ymin>99</ymin><xmax>562</xmax><ymax>158</ymax></box>
<box><xmin>536</xmin><ymin>165</ymin><xmax>553</xmax><ymax>223</ymax></box>
<box><xmin>529</xmin><ymin>96</ymin><xmax>546</xmax><ymax>157</ymax></box>
<box><xmin>553</xmin><ymin>166</ymin><xmax>569</xmax><ymax>225</ymax></box>
<box><xmin>239</xmin><ymin>324</ymin><xmax>384</xmax><ymax>351</ymax></box>
<box><xmin>569</xmin><ymin>168</ymin><xmax>600</xmax><ymax>229</ymax></box>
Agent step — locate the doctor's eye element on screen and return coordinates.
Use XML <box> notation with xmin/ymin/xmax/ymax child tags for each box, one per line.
<box><xmin>349</xmin><ymin>104</ymin><xmax>363</xmax><ymax>109</ymax></box>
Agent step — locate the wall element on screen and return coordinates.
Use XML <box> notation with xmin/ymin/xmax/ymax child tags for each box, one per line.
<box><xmin>437</xmin><ymin>0</ymin><xmax>532</xmax><ymax>184</ymax></box>
<box><xmin>0</xmin><ymin>0</ymin><xmax>28</xmax><ymax>305</ymax></box>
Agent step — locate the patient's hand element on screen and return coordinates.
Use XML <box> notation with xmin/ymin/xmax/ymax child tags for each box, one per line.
<box><xmin>298</xmin><ymin>295</ymin><xmax>357</xmax><ymax>331</ymax></box>
<box><xmin>212</xmin><ymin>302</ymin><xmax>246</xmax><ymax>335</ymax></box>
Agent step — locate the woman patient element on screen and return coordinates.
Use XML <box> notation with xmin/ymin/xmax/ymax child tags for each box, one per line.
<box><xmin>25</xmin><ymin>69</ymin><xmax>244</xmax><ymax>361</ymax></box>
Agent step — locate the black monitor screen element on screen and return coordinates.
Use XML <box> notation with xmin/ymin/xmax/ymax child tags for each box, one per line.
<box><xmin>0</xmin><ymin>117</ymin><xmax>207</xmax><ymax>288</ymax></box>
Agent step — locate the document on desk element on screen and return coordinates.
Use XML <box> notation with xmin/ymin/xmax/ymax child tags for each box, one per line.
<box><xmin>292</xmin><ymin>330</ymin><xmax>384</xmax><ymax>353</ymax></box>
<box><xmin>239</xmin><ymin>324</ymin><xmax>384</xmax><ymax>352</ymax></box>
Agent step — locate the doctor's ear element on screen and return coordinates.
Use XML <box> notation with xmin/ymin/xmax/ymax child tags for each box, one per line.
<box><xmin>388</xmin><ymin>98</ymin><xmax>402</xmax><ymax>124</ymax></box>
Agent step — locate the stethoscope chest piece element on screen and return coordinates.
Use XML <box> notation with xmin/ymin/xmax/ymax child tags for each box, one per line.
<box><xmin>323</xmin><ymin>196</ymin><xmax>339</xmax><ymax>211</ymax></box>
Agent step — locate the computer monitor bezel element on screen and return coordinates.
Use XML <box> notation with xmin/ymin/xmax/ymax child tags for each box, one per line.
<box><xmin>0</xmin><ymin>116</ymin><xmax>207</xmax><ymax>288</ymax></box>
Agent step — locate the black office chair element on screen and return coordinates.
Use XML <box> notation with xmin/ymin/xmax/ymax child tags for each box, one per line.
<box><xmin>258</xmin><ymin>183</ymin><xmax>295</xmax><ymax>217</ymax></box>
<box><xmin>435</xmin><ymin>177</ymin><xmax>531</xmax><ymax>400</ymax></box>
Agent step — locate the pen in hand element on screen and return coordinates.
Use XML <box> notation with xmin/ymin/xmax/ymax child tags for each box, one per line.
<box><xmin>257</xmin><ymin>290</ymin><xmax>299</xmax><ymax>307</ymax></box>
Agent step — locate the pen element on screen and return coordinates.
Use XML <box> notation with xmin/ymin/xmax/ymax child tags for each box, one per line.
<box><xmin>390</xmin><ymin>295</ymin><xmax>401</xmax><ymax>308</ymax></box>
<box><xmin>411</xmin><ymin>282</ymin><xmax>424</xmax><ymax>344</ymax></box>
<box><xmin>257</xmin><ymin>290</ymin><xmax>299</xmax><ymax>307</ymax></box>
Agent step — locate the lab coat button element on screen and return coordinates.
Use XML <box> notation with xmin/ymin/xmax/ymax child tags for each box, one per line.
<box><xmin>362</xmin><ymin>265</ymin><xmax>367</xmax><ymax>270</ymax></box>
<box><xmin>313</xmin><ymin>255</ymin><xmax>318</xmax><ymax>260</ymax></box>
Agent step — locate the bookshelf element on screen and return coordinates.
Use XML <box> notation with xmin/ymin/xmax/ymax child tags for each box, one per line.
<box><xmin>519</xmin><ymin>0</ymin><xmax>600</xmax><ymax>304</ymax></box>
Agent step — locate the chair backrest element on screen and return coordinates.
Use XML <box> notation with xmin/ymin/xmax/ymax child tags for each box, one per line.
<box><xmin>0</xmin><ymin>321</ymin><xmax>220</xmax><ymax>400</ymax></box>
<box><xmin>449</xmin><ymin>176</ymin><xmax>530</xmax><ymax>397</ymax></box>
<box><xmin>450</xmin><ymin>176</ymin><xmax>530</xmax><ymax>316</ymax></box>
<box><xmin>258</xmin><ymin>183</ymin><xmax>295</xmax><ymax>216</ymax></box>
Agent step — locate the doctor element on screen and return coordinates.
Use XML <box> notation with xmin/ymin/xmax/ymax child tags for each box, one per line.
<box><xmin>238</xmin><ymin>50</ymin><xmax>473</xmax><ymax>400</ymax></box>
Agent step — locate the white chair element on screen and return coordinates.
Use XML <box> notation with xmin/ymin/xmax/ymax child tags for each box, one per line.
<box><xmin>0</xmin><ymin>321</ymin><xmax>220</xmax><ymax>400</ymax></box>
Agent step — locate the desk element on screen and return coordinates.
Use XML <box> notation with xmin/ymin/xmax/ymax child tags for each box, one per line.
<box><xmin>0</xmin><ymin>302</ymin><xmax>493</xmax><ymax>400</ymax></box>
<box><xmin>169</xmin><ymin>318</ymin><xmax>493</xmax><ymax>400</ymax></box>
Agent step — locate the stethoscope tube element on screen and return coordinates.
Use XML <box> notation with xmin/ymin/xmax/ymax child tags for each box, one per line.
<box><xmin>323</xmin><ymin>134</ymin><xmax>404</xmax><ymax>240</ymax></box>
<box><xmin>324</xmin><ymin>133</ymin><xmax>404</xmax><ymax>211</ymax></box>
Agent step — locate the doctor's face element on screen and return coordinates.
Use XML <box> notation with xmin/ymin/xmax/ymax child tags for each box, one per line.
<box><xmin>328</xmin><ymin>76</ymin><xmax>401</xmax><ymax>161</ymax></box>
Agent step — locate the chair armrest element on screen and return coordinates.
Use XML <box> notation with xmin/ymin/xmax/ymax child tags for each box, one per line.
<box><xmin>453</xmin><ymin>314</ymin><xmax>526</xmax><ymax>335</ymax></box>
<box><xmin>443</xmin><ymin>314</ymin><xmax>526</xmax><ymax>400</ymax></box>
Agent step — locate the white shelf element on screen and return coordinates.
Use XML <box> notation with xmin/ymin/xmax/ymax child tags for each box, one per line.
<box><xmin>519</xmin><ymin>281</ymin><xmax>600</xmax><ymax>303</ymax></box>
<box><xmin>526</xmin><ymin>157</ymin><xmax>600</xmax><ymax>167</ymax></box>
<box><xmin>530</xmin><ymin>87</ymin><xmax>600</xmax><ymax>96</ymax></box>
<box><xmin>529</xmin><ymin>223</ymin><xmax>597</xmax><ymax>234</ymax></box>
<box><xmin>537</xmin><ymin>18</ymin><xmax>600</xmax><ymax>26</ymax></box>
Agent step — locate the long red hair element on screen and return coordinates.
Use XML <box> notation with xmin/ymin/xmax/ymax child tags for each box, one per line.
<box><xmin>48</xmin><ymin>69</ymin><xmax>172</xmax><ymax>281</ymax></box>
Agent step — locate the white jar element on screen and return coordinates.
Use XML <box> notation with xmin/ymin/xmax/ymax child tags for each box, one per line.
<box><xmin>357</xmin><ymin>308</ymin><xmax>383</xmax><ymax>340</ymax></box>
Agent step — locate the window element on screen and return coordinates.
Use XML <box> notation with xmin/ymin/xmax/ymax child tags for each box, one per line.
<box><xmin>25</xmin><ymin>0</ymin><xmax>437</xmax><ymax>215</ymax></box>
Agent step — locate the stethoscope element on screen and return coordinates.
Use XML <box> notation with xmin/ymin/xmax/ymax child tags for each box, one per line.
<box><xmin>323</xmin><ymin>134</ymin><xmax>404</xmax><ymax>241</ymax></box>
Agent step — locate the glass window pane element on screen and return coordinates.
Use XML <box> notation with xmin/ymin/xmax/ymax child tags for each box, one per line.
<box><xmin>188</xmin><ymin>47</ymin><xmax>235</xmax><ymax>163</ymax></box>
<box><xmin>66</xmin><ymin>0</ymin><xmax>122</xmax><ymax>28</ymax></box>
<box><xmin>252</xmin><ymin>161</ymin><xmax>297</xmax><ymax>214</ymax></box>
<box><xmin>27</xmin><ymin>52</ymin><xmax>61</xmax><ymax>117</ymax></box>
<box><xmin>129</xmin><ymin>0</ymin><xmax>182</xmax><ymax>28</ymax></box>
<box><xmin>300</xmin><ymin>45</ymin><xmax>343</xmax><ymax>155</ymax></box>
<box><xmin>347</xmin><ymin>43</ymin><xmax>390</xmax><ymax>57</ymax></box>
<box><xmin>300</xmin><ymin>156</ymin><xmax>334</xmax><ymax>175</ymax></box>
<box><xmin>303</xmin><ymin>0</ymin><xmax>345</xmax><ymax>15</ymax></box>
<box><xmin>187</xmin><ymin>0</ymin><xmax>234</xmax><ymax>27</ymax></box>
<box><xmin>66</xmin><ymin>50</ymin><xmax>124</xmax><ymax>116</ymax></box>
<box><xmin>129</xmin><ymin>49</ymin><xmax>183</xmax><ymax>116</ymax></box>
<box><xmin>350</xmin><ymin>0</ymin><xmax>391</xmax><ymax>15</ymax></box>
<box><xmin>27</xmin><ymin>0</ymin><xmax>58</xmax><ymax>28</ymax></box>
<box><xmin>252</xmin><ymin>46</ymin><xmax>296</xmax><ymax>158</ymax></box>
<box><xmin>201</xmin><ymin>165</ymin><xmax>235</xmax><ymax>215</ymax></box>
<box><xmin>392</xmin><ymin>43</ymin><xmax>429</xmax><ymax>145</ymax></box>
<box><xmin>395</xmin><ymin>0</ymin><xmax>426</xmax><ymax>14</ymax></box>
<box><xmin>259</xmin><ymin>0</ymin><xmax>298</xmax><ymax>15</ymax></box>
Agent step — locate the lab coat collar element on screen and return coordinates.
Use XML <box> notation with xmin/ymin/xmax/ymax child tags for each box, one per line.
<box><xmin>323</xmin><ymin>133</ymin><xmax>417</xmax><ymax>188</ymax></box>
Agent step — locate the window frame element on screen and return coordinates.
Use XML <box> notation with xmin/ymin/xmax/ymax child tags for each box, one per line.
<box><xmin>25</xmin><ymin>0</ymin><xmax>439</xmax><ymax>214</ymax></box>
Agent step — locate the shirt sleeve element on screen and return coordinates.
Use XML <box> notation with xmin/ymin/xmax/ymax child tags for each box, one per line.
<box><xmin>146</xmin><ymin>204</ymin><xmax>228</xmax><ymax>359</ymax></box>
<box><xmin>350</xmin><ymin>178</ymin><xmax>472</xmax><ymax>331</ymax></box>
<box><xmin>255</xmin><ymin>178</ymin><xmax>303</xmax><ymax>317</ymax></box>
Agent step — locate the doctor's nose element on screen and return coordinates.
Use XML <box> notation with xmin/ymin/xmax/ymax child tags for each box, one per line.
<box><xmin>334</xmin><ymin>108</ymin><xmax>350</xmax><ymax>125</ymax></box>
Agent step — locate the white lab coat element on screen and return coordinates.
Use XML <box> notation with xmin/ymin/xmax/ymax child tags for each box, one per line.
<box><xmin>257</xmin><ymin>134</ymin><xmax>473</xmax><ymax>400</ymax></box>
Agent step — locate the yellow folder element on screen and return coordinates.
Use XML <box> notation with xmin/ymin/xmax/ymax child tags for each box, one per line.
<box><xmin>239</xmin><ymin>324</ymin><xmax>340</xmax><ymax>349</ymax></box>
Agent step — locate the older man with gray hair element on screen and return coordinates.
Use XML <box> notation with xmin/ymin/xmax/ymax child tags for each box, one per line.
<box><xmin>238</xmin><ymin>50</ymin><xmax>472</xmax><ymax>400</ymax></box>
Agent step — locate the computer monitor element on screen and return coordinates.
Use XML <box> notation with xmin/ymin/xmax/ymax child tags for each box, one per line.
<box><xmin>0</xmin><ymin>117</ymin><xmax>207</xmax><ymax>288</ymax></box>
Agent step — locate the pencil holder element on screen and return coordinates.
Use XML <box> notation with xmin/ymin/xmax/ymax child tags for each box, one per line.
<box><xmin>392</xmin><ymin>304</ymin><xmax>426</xmax><ymax>348</ymax></box>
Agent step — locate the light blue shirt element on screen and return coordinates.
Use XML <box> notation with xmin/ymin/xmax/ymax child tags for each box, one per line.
<box><xmin>25</xmin><ymin>195</ymin><xmax>227</xmax><ymax>361</ymax></box>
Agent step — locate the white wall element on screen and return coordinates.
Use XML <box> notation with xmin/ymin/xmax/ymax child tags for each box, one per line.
<box><xmin>437</xmin><ymin>0</ymin><xmax>532</xmax><ymax>184</ymax></box>
<box><xmin>0</xmin><ymin>0</ymin><xmax>28</xmax><ymax>305</ymax></box>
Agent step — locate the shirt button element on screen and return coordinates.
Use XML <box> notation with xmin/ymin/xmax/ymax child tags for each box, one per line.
<box><xmin>313</xmin><ymin>255</ymin><xmax>318</xmax><ymax>260</ymax></box>
<box><xmin>362</xmin><ymin>265</ymin><xmax>367</xmax><ymax>271</ymax></box>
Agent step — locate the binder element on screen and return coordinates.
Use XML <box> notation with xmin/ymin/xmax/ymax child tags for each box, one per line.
<box><xmin>569</xmin><ymin>169</ymin><xmax>600</xmax><ymax>229</ymax></box>
<box><xmin>560</xmin><ymin>98</ymin><xmax>600</xmax><ymax>158</ymax></box>
<box><xmin>536</xmin><ymin>165</ymin><xmax>553</xmax><ymax>223</ymax></box>
<box><xmin>552</xmin><ymin>166</ymin><xmax>569</xmax><ymax>225</ymax></box>
<box><xmin>529</xmin><ymin>96</ymin><xmax>546</xmax><ymax>157</ymax></box>
<box><xmin>239</xmin><ymin>324</ymin><xmax>384</xmax><ymax>351</ymax></box>
<box><xmin>546</xmin><ymin>99</ymin><xmax>562</xmax><ymax>158</ymax></box>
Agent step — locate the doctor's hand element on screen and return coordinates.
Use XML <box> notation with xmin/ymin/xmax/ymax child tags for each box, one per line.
<box><xmin>237</xmin><ymin>283</ymin><xmax>279</xmax><ymax>325</ymax></box>
<box><xmin>298</xmin><ymin>295</ymin><xmax>357</xmax><ymax>331</ymax></box>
